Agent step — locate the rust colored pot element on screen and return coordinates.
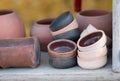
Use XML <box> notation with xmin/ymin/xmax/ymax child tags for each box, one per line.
<box><xmin>0</xmin><ymin>9</ymin><xmax>25</xmax><ymax>38</ymax></box>
<box><xmin>0</xmin><ymin>37</ymin><xmax>40</xmax><ymax>68</ymax></box>
<box><xmin>76</xmin><ymin>10</ymin><xmax>112</xmax><ymax>38</ymax></box>
<box><xmin>30</xmin><ymin>18</ymin><xmax>54</xmax><ymax>51</ymax></box>
<box><xmin>47</xmin><ymin>39</ymin><xmax>77</xmax><ymax>58</ymax></box>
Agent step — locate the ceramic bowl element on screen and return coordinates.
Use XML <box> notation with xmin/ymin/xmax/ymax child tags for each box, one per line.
<box><xmin>30</xmin><ymin>18</ymin><xmax>54</xmax><ymax>51</ymax></box>
<box><xmin>77</xmin><ymin>45</ymin><xmax>107</xmax><ymax>59</ymax></box>
<box><xmin>77</xmin><ymin>30</ymin><xmax>107</xmax><ymax>51</ymax></box>
<box><xmin>76</xmin><ymin>10</ymin><xmax>112</xmax><ymax>38</ymax></box>
<box><xmin>53</xmin><ymin>28</ymin><xmax>80</xmax><ymax>42</ymax></box>
<box><xmin>77</xmin><ymin>55</ymin><xmax>107</xmax><ymax>70</ymax></box>
<box><xmin>50</xmin><ymin>11</ymin><xmax>74</xmax><ymax>31</ymax></box>
<box><xmin>0</xmin><ymin>37</ymin><xmax>40</xmax><ymax>68</ymax></box>
<box><xmin>49</xmin><ymin>54</ymin><xmax>77</xmax><ymax>69</ymax></box>
<box><xmin>47</xmin><ymin>39</ymin><xmax>77</xmax><ymax>58</ymax></box>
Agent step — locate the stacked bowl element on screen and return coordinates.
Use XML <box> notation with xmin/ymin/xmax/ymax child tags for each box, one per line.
<box><xmin>77</xmin><ymin>27</ymin><xmax>108</xmax><ymax>69</ymax></box>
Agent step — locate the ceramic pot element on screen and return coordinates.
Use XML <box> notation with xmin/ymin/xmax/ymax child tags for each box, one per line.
<box><xmin>47</xmin><ymin>39</ymin><xmax>77</xmax><ymax>58</ymax></box>
<box><xmin>50</xmin><ymin>11</ymin><xmax>74</xmax><ymax>31</ymax></box>
<box><xmin>0</xmin><ymin>37</ymin><xmax>40</xmax><ymax>68</ymax></box>
<box><xmin>77</xmin><ymin>55</ymin><xmax>107</xmax><ymax>69</ymax></box>
<box><xmin>49</xmin><ymin>54</ymin><xmax>77</xmax><ymax>69</ymax></box>
<box><xmin>50</xmin><ymin>11</ymin><xmax>81</xmax><ymax>42</ymax></box>
<box><xmin>77</xmin><ymin>30</ymin><xmax>107</xmax><ymax>51</ymax></box>
<box><xmin>0</xmin><ymin>9</ymin><xmax>25</xmax><ymax>38</ymax></box>
<box><xmin>77</xmin><ymin>45</ymin><xmax>107</xmax><ymax>59</ymax></box>
<box><xmin>76</xmin><ymin>10</ymin><xmax>112</xmax><ymax>38</ymax></box>
<box><xmin>30</xmin><ymin>18</ymin><xmax>54</xmax><ymax>51</ymax></box>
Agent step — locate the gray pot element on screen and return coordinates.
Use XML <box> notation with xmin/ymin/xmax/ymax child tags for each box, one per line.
<box><xmin>50</xmin><ymin>11</ymin><xmax>73</xmax><ymax>31</ymax></box>
<box><xmin>49</xmin><ymin>54</ymin><xmax>77</xmax><ymax>69</ymax></box>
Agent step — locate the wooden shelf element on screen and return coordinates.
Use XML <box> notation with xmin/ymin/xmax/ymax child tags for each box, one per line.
<box><xmin>0</xmin><ymin>52</ymin><xmax>119</xmax><ymax>81</ymax></box>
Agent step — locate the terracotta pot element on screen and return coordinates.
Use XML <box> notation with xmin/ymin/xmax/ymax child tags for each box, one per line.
<box><xmin>76</xmin><ymin>10</ymin><xmax>112</xmax><ymax>38</ymax></box>
<box><xmin>30</xmin><ymin>18</ymin><xmax>54</xmax><ymax>51</ymax></box>
<box><xmin>77</xmin><ymin>55</ymin><xmax>107</xmax><ymax>70</ymax></box>
<box><xmin>0</xmin><ymin>9</ymin><xmax>25</xmax><ymax>38</ymax></box>
<box><xmin>49</xmin><ymin>54</ymin><xmax>77</xmax><ymax>69</ymax></box>
<box><xmin>0</xmin><ymin>37</ymin><xmax>40</xmax><ymax>68</ymax></box>
<box><xmin>47</xmin><ymin>39</ymin><xmax>77</xmax><ymax>58</ymax></box>
<box><xmin>77</xmin><ymin>30</ymin><xmax>107</xmax><ymax>51</ymax></box>
<box><xmin>50</xmin><ymin>11</ymin><xmax>81</xmax><ymax>42</ymax></box>
<box><xmin>77</xmin><ymin>45</ymin><xmax>107</xmax><ymax>59</ymax></box>
<box><xmin>50</xmin><ymin>11</ymin><xmax>74</xmax><ymax>31</ymax></box>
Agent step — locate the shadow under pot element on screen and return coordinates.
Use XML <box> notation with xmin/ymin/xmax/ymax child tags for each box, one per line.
<box><xmin>50</xmin><ymin>11</ymin><xmax>74</xmax><ymax>31</ymax></box>
<box><xmin>47</xmin><ymin>39</ymin><xmax>77</xmax><ymax>68</ymax></box>
<box><xmin>76</xmin><ymin>10</ymin><xmax>112</xmax><ymax>38</ymax></box>
<box><xmin>0</xmin><ymin>37</ymin><xmax>40</xmax><ymax>68</ymax></box>
<box><xmin>30</xmin><ymin>18</ymin><xmax>54</xmax><ymax>51</ymax></box>
<box><xmin>0</xmin><ymin>9</ymin><xmax>25</xmax><ymax>38</ymax></box>
<box><xmin>77</xmin><ymin>30</ymin><xmax>107</xmax><ymax>51</ymax></box>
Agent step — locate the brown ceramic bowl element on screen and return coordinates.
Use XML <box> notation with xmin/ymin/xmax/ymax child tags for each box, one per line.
<box><xmin>47</xmin><ymin>39</ymin><xmax>77</xmax><ymax>58</ymax></box>
<box><xmin>30</xmin><ymin>18</ymin><xmax>54</xmax><ymax>51</ymax></box>
<box><xmin>77</xmin><ymin>30</ymin><xmax>107</xmax><ymax>51</ymax></box>
<box><xmin>0</xmin><ymin>37</ymin><xmax>40</xmax><ymax>68</ymax></box>
<box><xmin>76</xmin><ymin>10</ymin><xmax>112</xmax><ymax>38</ymax></box>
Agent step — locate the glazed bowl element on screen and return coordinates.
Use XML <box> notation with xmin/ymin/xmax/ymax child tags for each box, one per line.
<box><xmin>0</xmin><ymin>37</ymin><xmax>40</xmax><ymax>68</ymax></box>
<box><xmin>49</xmin><ymin>54</ymin><xmax>77</xmax><ymax>69</ymax></box>
<box><xmin>77</xmin><ymin>55</ymin><xmax>107</xmax><ymax>70</ymax></box>
<box><xmin>77</xmin><ymin>30</ymin><xmax>107</xmax><ymax>51</ymax></box>
<box><xmin>76</xmin><ymin>10</ymin><xmax>112</xmax><ymax>38</ymax></box>
<box><xmin>77</xmin><ymin>45</ymin><xmax>107</xmax><ymax>59</ymax></box>
<box><xmin>50</xmin><ymin>11</ymin><xmax>74</xmax><ymax>31</ymax></box>
<box><xmin>0</xmin><ymin>9</ymin><xmax>25</xmax><ymax>38</ymax></box>
<box><xmin>30</xmin><ymin>18</ymin><xmax>54</xmax><ymax>51</ymax></box>
<box><xmin>47</xmin><ymin>39</ymin><xmax>77</xmax><ymax>58</ymax></box>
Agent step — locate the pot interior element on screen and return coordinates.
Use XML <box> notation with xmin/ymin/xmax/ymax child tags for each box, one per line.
<box><xmin>50</xmin><ymin>41</ymin><xmax>75</xmax><ymax>53</ymax></box>
<box><xmin>0</xmin><ymin>10</ymin><xmax>13</xmax><ymax>15</ymax></box>
<box><xmin>79</xmin><ymin>32</ymin><xmax>102</xmax><ymax>47</ymax></box>
<box><xmin>37</xmin><ymin>18</ymin><xmax>53</xmax><ymax>25</ymax></box>
<box><xmin>0</xmin><ymin>38</ymin><xmax>34</xmax><ymax>47</ymax></box>
<box><xmin>80</xmin><ymin>10</ymin><xmax>109</xmax><ymax>16</ymax></box>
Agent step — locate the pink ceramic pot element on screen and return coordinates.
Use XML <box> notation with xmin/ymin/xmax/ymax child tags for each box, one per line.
<box><xmin>76</xmin><ymin>10</ymin><xmax>112</xmax><ymax>38</ymax></box>
<box><xmin>30</xmin><ymin>18</ymin><xmax>54</xmax><ymax>51</ymax></box>
<box><xmin>0</xmin><ymin>10</ymin><xmax>25</xmax><ymax>38</ymax></box>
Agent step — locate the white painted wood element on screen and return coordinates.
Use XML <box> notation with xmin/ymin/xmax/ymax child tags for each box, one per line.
<box><xmin>113</xmin><ymin>0</ymin><xmax>120</xmax><ymax>72</ymax></box>
<box><xmin>0</xmin><ymin>52</ymin><xmax>119</xmax><ymax>81</ymax></box>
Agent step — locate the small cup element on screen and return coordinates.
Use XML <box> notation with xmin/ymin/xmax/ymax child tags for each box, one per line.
<box><xmin>77</xmin><ymin>30</ymin><xmax>107</xmax><ymax>51</ymax></box>
<box><xmin>77</xmin><ymin>55</ymin><xmax>107</xmax><ymax>70</ymax></box>
<box><xmin>49</xmin><ymin>54</ymin><xmax>77</xmax><ymax>69</ymax></box>
<box><xmin>77</xmin><ymin>45</ymin><xmax>107</xmax><ymax>59</ymax></box>
<box><xmin>47</xmin><ymin>39</ymin><xmax>77</xmax><ymax>58</ymax></box>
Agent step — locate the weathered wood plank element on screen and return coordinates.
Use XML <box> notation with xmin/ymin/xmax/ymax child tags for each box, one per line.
<box><xmin>113</xmin><ymin>0</ymin><xmax>120</xmax><ymax>72</ymax></box>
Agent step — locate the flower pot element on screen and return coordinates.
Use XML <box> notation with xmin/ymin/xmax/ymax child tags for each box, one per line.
<box><xmin>77</xmin><ymin>30</ymin><xmax>107</xmax><ymax>51</ymax></box>
<box><xmin>77</xmin><ymin>45</ymin><xmax>107</xmax><ymax>59</ymax></box>
<box><xmin>50</xmin><ymin>11</ymin><xmax>81</xmax><ymax>42</ymax></box>
<box><xmin>0</xmin><ymin>9</ymin><xmax>25</xmax><ymax>38</ymax></box>
<box><xmin>30</xmin><ymin>18</ymin><xmax>54</xmax><ymax>51</ymax></box>
<box><xmin>47</xmin><ymin>39</ymin><xmax>77</xmax><ymax>58</ymax></box>
<box><xmin>49</xmin><ymin>54</ymin><xmax>77</xmax><ymax>69</ymax></box>
<box><xmin>76</xmin><ymin>10</ymin><xmax>112</xmax><ymax>38</ymax></box>
<box><xmin>0</xmin><ymin>37</ymin><xmax>40</xmax><ymax>68</ymax></box>
<box><xmin>77</xmin><ymin>55</ymin><xmax>107</xmax><ymax>70</ymax></box>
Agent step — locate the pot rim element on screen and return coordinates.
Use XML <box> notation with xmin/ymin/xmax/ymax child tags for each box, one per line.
<box><xmin>0</xmin><ymin>9</ymin><xmax>15</xmax><ymax>16</ymax></box>
<box><xmin>47</xmin><ymin>39</ymin><xmax>77</xmax><ymax>55</ymax></box>
<box><xmin>78</xmin><ymin>9</ymin><xmax>111</xmax><ymax>18</ymax></box>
